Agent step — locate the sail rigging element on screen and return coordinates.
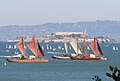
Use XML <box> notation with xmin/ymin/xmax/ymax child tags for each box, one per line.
<box><xmin>97</xmin><ymin>41</ymin><xmax>103</xmax><ymax>55</ymax></box>
<box><xmin>16</xmin><ymin>37</ymin><xmax>26</xmax><ymax>57</ymax></box>
<box><xmin>37</xmin><ymin>42</ymin><xmax>45</xmax><ymax>57</ymax></box>
<box><xmin>89</xmin><ymin>38</ymin><xmax>102</xmax><ymax>56</ymax></box>
<box><xmin>27</xmin><ymin>36</ymin><xmax>37</xmax><ymax>57</ymax></box>
<box><xmin>70</xmin><ymin>38</ymin><xmax>82</xmax><ymax>55</ymax></box>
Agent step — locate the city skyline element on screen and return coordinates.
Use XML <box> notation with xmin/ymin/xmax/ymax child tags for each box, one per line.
<box><xmin>0</xmin><ymin>0</ymin><xmax>120</xmax><ymax>25</ymax></box>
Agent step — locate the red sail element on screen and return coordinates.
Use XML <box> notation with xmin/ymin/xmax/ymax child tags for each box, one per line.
<box><xmin>90</xmin><ymin>38</ymin><xmax>103</xmax><ymax>56</ymax></box>
<box><xmin>27</xmin><ymin>36</ymin><xmax>37</xmax><ymax>57</ymax></box>
<box><xmin>90</xmin><ymin>38</ymin><xmax>97</xmax><ymax>55</ymax></box>
<box><xmin>97</xmin><ymin>41</ymin><xmax>103</xmax><ymax>55</ymax></box>
<box><xmin>37</xmin><ymin>42</ymin><xmax>45</xmax><ymax>57</ymax></box>
<box><xmin>16</xmin><ymin>37</ymin><xmax>26</xmax><ymax>57</ymax></box>
<box><xmin>83</xmin><ymin>38</ymin><xmax>87</xmax><ymax>54</ymax></box>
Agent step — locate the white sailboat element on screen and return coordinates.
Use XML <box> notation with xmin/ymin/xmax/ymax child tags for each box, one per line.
<box><xmin>58</xmin><ymin>45</ymin><xmax>61</xmax><ymax>49</ymax></box>
<box><xmin>8</xmin><ymin>45</ymin><xmax>12</xmax><ymax>49</ymax></box>
<box><xmin>50</xmin><ymin>46</ymin><xmax>52</xmax><ymax>49</ymax></box>
<box><xmin>46</xmin><ymin>44</ymin><xmax>49</xmax><ymax>49</ymax></box>
<box><xmin>41</xmin><ymin>45</ymin><xmax>44</xmax><ymax>50</ymax></box>
<box><xmin>113</xmin><ymin>46</ymin><xmax>118</xmax><ymax>51</ymax></box>
<box><xmin>87</xmin><ymin>46</ymin><xmax>90</xmax><ymax>50</ymax></box>
<box><xmin>69</xmin><ymin>46</ymin><xmax>72</xmax><ymax>50</ymax></box>
<box><xmin>14</xmin><ymin>45</ymin><xmax>17</xmax><ymax>49</ymax></box>
<box><xmin>52</xmin><ymin>38</ymin><xmax>71</xmax><ymax>60</ymax></box>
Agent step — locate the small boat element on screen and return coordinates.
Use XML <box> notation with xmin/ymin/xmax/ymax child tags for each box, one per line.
<box><xmin>52</xmin><ymin>38</ymin><xmax>71</xmax><ymax>60</ymax></box>
<box><xmin>46</xmin><ymin>44</ymin><xmax>49</xmax><ymax>49</ymax></box>
<box><xmin>52</xmin><ymin>55</ymin><xmax>71</xmax><ymax>60</ymax></box>
<box><xmin>6</xmin><ymin>36</ymin><xmax>49</xmax><ymax>63</ymax></box>
<box><xmin>58</xmin><ymin>45</ymin><xmax>61</xmax><ymax>49</ymax></box>
<box><xmin>113</xmin><ymin>46</ymin><xmax>118</xmax><ymax>51</ymax></box>
<box><xmin>70</xmin><ymin>38</ymin><xmax>107</xmax><ymax>60</ymax></box>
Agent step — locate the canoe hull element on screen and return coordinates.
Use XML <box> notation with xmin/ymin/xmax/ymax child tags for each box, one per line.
<box><xmin>52</xmin><ymin>55</ymin><xmax>107</xmax><ymax>60</ymax></box>
<box><xmin>6</xmin><ymin>58</ymin><xmax>49</xmax><ymax>63</ymax></box>
<box><xmin>52</xmin><ymin>55</ymin><xmax>71</xmax><ymax>60</ymax></box>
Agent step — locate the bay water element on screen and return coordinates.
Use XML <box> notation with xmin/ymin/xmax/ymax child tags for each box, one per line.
<box><xmin>0</xmin><ymin>42</ymin><xmax>120</xmax><ymax>81</ymax></box>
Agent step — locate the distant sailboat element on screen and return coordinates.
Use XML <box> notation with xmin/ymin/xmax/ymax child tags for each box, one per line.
<box><xmin>52</xmin><ymin>38</ymin><xmax>71</xmax><ymax>60</ymax></box>
<box><xmin>8</xmin><ymin>45</ymin><xmax>12</xmax><ymax>49</ymax></box>
<box><xmin>116</xmin><ymin>46</ymin><xmax>118</xmax><ymax>50</ymax></box>
<box><xmin>41</xmin><ymin>45</ymin><xmax>44</xmax><ymax>50</ymax></box>
<box><xmin>6</xmin><ymin>36</ymin><xmax>49</xmax><ymax>63</ymax></box>
<box><xmin>46</xmin><ymin>44</ymin><xmax>49</xmax><ymax>49</ymax></box>
<box><xmin>69</xmin><ymin>46</ymin><xmax>72</xmax><ymax>50</ymax></box>
<box><xmin>87</xmin><ymin>46</ymin><xmax>90</xmax><ymax>50</ymax></box>
<box><xmin>14</xmin><ymin>45</ymin><xmax>17</xmax><ymax>49</ymax></box>
<box><xmin>58</xmin><ymin>45</ymin><xmax>61</xmax><ymax>49</ymax></box>
<box><xmin>113</xmin><ymin>46</ymin><xmax>116</xmax><ymax>50</ymax></box>
<box><xmin>113</xmin><ymin>46</ymin><xmax>118</xmax><ymax>51</ymax></box>
<box><xmin>50</xmin><ymin>46</ymin><xmax>52</xmax><ymax>49</ymax></box>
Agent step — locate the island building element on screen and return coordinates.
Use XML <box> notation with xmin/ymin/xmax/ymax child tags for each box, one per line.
<box><xmin>7</xmin><ymin>32</ymin><xmax>114</xmax><ymax>43</ymax></box>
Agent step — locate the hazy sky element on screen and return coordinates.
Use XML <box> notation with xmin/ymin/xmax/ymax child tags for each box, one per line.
<box><xmin>0</xmin><ymin>0</ymin><xmax>120</xmax><ymax>25</ymax></box>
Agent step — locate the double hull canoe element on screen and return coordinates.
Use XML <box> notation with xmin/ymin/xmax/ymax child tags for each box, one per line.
<box><xmin>6</xmin><ymin>58</ymin><xmax>49</xmax><ymax>63</ymax></box>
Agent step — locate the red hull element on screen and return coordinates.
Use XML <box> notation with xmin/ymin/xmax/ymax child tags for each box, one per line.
<box><xmin>71</xmin><ymin>57</ymin><xmax>107</xmax><ymax>60</ymax></box>
<box><xmin>52</xmin><ymin>55</ymin><xmax>71</xmax><ymax>60</ymax></box>
<box><xmin>76</xmin><ymin>57</ymin><xmax>101</xmax><ymax>60</ymax></box>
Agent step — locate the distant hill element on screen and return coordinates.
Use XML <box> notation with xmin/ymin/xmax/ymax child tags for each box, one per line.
<box><xmin>0</xmin><ymin>20</ymin><xmax>120</xmax><ymax>42</ymax></box>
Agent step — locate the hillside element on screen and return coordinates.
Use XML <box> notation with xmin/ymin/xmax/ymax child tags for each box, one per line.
<box><xmin>0</xmin><ymin>20</ymin><xmax>120</xmax><ymax>42</ymax></box>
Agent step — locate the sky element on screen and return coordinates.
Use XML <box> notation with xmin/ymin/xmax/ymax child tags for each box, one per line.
<box><xmin>0</xmin><ymin>0</ymin><xmax>120</xmax><ymax>25</ymax></box>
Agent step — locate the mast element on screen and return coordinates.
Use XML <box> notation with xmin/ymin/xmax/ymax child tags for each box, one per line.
<box><xmin>16</xmin><ymin>37</ymin><xmax>26</xmax><ymax>57</ymax></box>
<box><xmin>83</xmin><ymin>28</ymin><xmax>87</xmax><ymax>54</ymax></box>
<box><xmin>27</xmin><ymin>36</ymin><xmax>37</xmax><ymax>57</ymax></box>
<box><xmin>83</xmin><ymin>38</ymin><xmax>87</xmax><ymax>54</ymax></box>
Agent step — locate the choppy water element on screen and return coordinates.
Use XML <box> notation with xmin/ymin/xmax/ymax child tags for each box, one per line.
<box><xmin>0</xmin><ymin>42</ymin><xmax>120</xmax><ymax>81</ymax></box>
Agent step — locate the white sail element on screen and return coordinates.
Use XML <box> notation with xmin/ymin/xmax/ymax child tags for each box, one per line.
<box><xmin>116</xmin><ymin>46</ymin><xmax>118</xmax><ymax>50</ymax></box>
<box><xmin>69</xmin><ymin>46</ymin><xmax>72</xmax><ymax>50</ymax></box>
<box><xmin>58</xmin><ymin>45</ymin><xmax>61</xmax><ymax>49</ymax></box>
<box><xmin>113</xmin><ymin>46</ymin><xmax>116</xmax><ymax>50</ymax></box>
<box><xmin>87</xmin><ymin>46</ymin><xmax>90</xmax><ymax>50</ymax></box>
<box><xmin>41</xmin><ymin>45</ymin><xmax>44</xmax><ymax>50</ymax></box>
<box><xmin>46</xmin><ymin>44</ymin><xmax>49</xmax><ymax>49</ymax></box>
<box><xmin>70</xmin><ymin>39</ymin><xmax>82</xmax><ymax>55</ymax></box>
<box><xmin>14</xmin><ymin>45</ymin><xmax>16</xmax><ymax>49</ymax></box>
<box><xmin>64</xmin><ymin>42</ymin><xmax>68</xmax><ymax>54</ymax></box>
<box><xmin>50</xmin><ymin>46</ymin><xmax>52</xmax><ymax>49</ymax></box>
<box><xmin>8</xmin><ymin>45</ymin><xmax>12</xmax><ymax>49</ymax></box>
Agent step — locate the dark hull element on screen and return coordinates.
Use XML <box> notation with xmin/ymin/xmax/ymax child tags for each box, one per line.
<box><xmin>52</xmin><ymin>55</ymin><xmax>71</xmax><ymax>60</ymax></box>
